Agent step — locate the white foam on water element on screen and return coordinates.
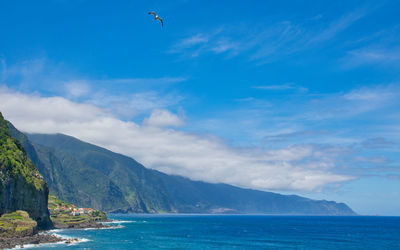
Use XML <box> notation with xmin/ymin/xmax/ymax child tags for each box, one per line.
<box><xmin>8</xmin><ymin>220</ymin><xmax>131</xmax><ymax>248</ymax></box>
<box><xmin>10</xmin><ymin>241</ymin><xmax>67</xmax><ymax>249</ymax></box>
<box><xmin>10</xmin><ymin>237</ymin><xmax>90</xmax><ymax>249</ymax></box>
<box><xmin>9</xmin><ymin>232</ymin><xmax>91</xmax><ymax>249</ymax></box>
<box><xmin>41</xmin><ymin>229</ymin><xmax>64</xmax><ymax>234</ymax></box>
<box><xmin>84</xmin><ymin>225</ymin><xmax>125</xmax><ymax>230</ymax></box>
<box><xmin>103</xmin><ymin>220</ymin><xmax>136</xmax><ymax>224</ymax></box>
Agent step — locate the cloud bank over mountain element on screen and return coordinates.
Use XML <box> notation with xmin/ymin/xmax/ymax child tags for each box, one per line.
<box><xmin>0</xmin><ymin>87</ymin><xmax>351</xmax><ymax>192</ymax></box>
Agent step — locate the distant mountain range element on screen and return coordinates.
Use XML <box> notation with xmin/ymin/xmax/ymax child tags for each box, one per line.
<box><xmin>7</xmin><ymin>121</ymin><xmax>356</xmax><ymax>215</ymax></box>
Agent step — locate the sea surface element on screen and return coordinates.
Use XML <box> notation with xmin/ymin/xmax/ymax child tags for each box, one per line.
<box><xmin>27</xmin><ymin>214</ymin><xmax>400</xmax><ymax>249</ymax></box>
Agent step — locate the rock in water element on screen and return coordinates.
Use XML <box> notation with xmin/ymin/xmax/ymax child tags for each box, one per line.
<box><xmin>0</xmin><ymin>112</ymin><xmax>52</xmax><ymax>229</ymax></box>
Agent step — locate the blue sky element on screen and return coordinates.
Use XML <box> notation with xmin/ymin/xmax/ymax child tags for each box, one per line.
<box><xmin>0</xmin><ymin>0</ymin><xmax>400</xmax><ymax>215</ymax></box>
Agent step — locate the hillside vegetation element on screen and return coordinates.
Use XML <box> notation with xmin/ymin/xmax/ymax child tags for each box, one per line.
<box><xmin>0</xmin><ymin>210</ymin><xmax>37</xmax><ymax>238</ymax></box>
<box><xmin>48</xmin><ymin>195</ymin><xmax>107</xmax><ymax>229</ymax></box>
<box><xmin>0</xmin><ymin>112</ymin><xmax>52</xmax><ymax>229</ymax></box>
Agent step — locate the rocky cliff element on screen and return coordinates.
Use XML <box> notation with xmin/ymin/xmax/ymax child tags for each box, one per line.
<box><xmin>0</xmin><ymin>112</ymin><xmax>52</xmax><ymax>229</ymax></box>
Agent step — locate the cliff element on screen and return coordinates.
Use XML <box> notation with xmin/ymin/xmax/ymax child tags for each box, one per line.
<box><xmin>0</xmin><ymin>112</ymin><xmax>52</xmax><ymax>229</ymax></box>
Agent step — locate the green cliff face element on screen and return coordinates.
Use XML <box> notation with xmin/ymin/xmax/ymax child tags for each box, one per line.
<box><xmin>0</xmin><ymin>112</ymin><xmax>52</xmax><ymax>229</ymax></box>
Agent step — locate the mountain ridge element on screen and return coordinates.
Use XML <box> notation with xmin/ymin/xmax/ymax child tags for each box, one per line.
<box><xmin>7</xmin><ymin>122</ymin><xmax>356</xmax><ymax>215</ymax></box>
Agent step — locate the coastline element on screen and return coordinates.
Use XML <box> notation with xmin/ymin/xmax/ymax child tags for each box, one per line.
<box><xmin>0</xmin><ymin>220</ymin><xmax>110</xmax><ymax>249</ymax></box>
<box><xmin>0</xmin><ymin>234</ymin><xmax>63</xmax><ymax>249</ymax></box>
<box><xmin>51</xmin><ymin>219</ymin><xmax>112</xmax><ymax>229</ymax></box>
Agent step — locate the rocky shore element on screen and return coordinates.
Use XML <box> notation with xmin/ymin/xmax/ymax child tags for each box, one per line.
<box><xmin>0</xmin><ymin>221</ymin><xmax>110</xmax><ymax>249</ymax></box>
<box><xmin>52</xmin><ymin>219</ymin><xmax>111</xmax><ymax>229</ymax></box>
<box><xmin>0</xmin><ymin>234</ymin><xmax>63</xmax><ymax>249</ymax></box>
<box><xmin>0</xmin><ymin>210</ymin><xmax>110</xmax><ymax>249</ymax></box>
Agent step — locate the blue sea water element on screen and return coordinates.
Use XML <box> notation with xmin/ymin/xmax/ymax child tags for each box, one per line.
<box><xmin>34</xmin><ymin>214</ymin><xmax>400</xmax><ymax>249</ymax></box>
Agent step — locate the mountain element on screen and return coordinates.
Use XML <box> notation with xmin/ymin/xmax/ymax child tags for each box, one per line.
<box><xmin>7</xmin><ymin>123</ymin><xmax>356</xmax><ymax>215</ymax></box>
<box><xmin>0</xmin><ymin>112</ymin><xmax>52</xmax><ymax>229</ymax></box>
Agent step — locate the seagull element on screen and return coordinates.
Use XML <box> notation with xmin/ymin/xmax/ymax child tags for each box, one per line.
<box><xmin>148</xmin><ymin>11</ymin><xmax>163</xmax><ymax>27</ymax></box>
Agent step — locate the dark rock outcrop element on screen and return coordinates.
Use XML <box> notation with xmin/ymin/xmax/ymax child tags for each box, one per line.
<box><xmin>0</xmin><ymin>233</ymin><xmax>63</xmax><ymax>249</ymax></box>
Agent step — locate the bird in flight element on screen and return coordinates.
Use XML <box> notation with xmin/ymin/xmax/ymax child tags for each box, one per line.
<box><xmin>148</xmin><ymin>11</ymin><xmax>163</xmax><ymax>27</ymax></box>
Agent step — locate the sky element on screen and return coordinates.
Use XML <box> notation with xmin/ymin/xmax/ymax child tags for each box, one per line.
<box><xmin>0</xmin><ymin>0</ymin><xmax>399</xmax><ymax>215</ymax></box>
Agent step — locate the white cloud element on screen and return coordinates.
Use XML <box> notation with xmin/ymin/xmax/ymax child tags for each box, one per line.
<box><xmin>297</xmin><ymin>84</ymin><xmax>400</xmax><ymax>121</ymax></box>
<box><xmin>90</xmin><ymin>77</ymin><xmax>187</xmax><ymax>85</ymax></box>
<box><xmin>0</xmin><ymin>86</ymin><xmax>352</xmax><ymax>192</ymax></box>
<box><xmin>340</xmin><ymin>85</ymin><xmax>399</xmax><ymax>115</ymax></box>
<box><xmin>362</xmin><ymin>137</ymin><xmax>394</xmax><ymax>149</ymax></box>
<box><xmin>143</xmin><ymin>109</ymin><xmax>184</xmax><ymax>127</ymax></box>
<box><xmin>340</xmin><ymin>25</ymin><xmax>400</xmax><ymax>69</ymax></box>
<box><xmin>353</xmin><ymin>156</ymin><xmax>387</xmax><ymax>164</ymax></box>
<box><xmin>86</xmin><ymin>91</ymin><xmax>185</xmax><ymax>120</ymax></box>
<box><xmin>253</xmin><ymin>83</ymin><xmax>308</xmax><ymax>93</ymax></box>
<box><xmin>0</xmin><ymin>57</ymin><xmax>187</xmax><ymax>103</ymax></box>
<box><xmin>0</xmin><ymin>57</ymin><xmax>187</xmax><ymax>121</ymax></box>
<box><xmin>64</xmin><ymin>80</ymin><xmax>91</xmax><ymax>98</ymax></box>
<box><xmin>169</xmin><ymin>7</ymin><xmax>370</xmax><ymax>63</ymax></box>
<box><xmin>343</xmin><ymin>47</ymin><xmax>400</xmax><ymax>68</ymax></box>
<box><xmin>309</xmin><ymin>8</ymin><xmax>368</xmax><ymax>44</ymax></box>
<box><xmin>178</xmin><ymin>34</ymin><xmax>209</xmax><ymax>47</ymax></box>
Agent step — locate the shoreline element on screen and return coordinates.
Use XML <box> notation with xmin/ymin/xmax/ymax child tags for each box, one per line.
<box><xmin>0</xmin><ymin>234</ymin><xmax>64</xmax><ymax>249</ymax></box>
<box><xmin>51</xmin><ymin>219</ymin><xmax>112</xmax><ymax>230</ymax></box>
<box><xmin>0</xmin><ymin>220</ymin><xmax>110</xmax><ymax>249</ymax></box>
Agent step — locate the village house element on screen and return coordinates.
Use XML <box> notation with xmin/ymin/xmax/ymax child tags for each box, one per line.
<box><xmin>71</xmin><ymin>211</ymin><xmax>80</xmax><ymax>216</ymax></box>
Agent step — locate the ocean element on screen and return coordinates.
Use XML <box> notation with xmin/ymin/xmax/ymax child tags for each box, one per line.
<box><xmin>26</xmin><ymin>214</ymin><xmax>400</xmax><ymax>249</ymax></box>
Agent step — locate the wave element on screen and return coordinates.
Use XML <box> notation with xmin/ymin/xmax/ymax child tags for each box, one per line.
<box><xmin>9</xmin><ymin>236</ymin><xmax>90</xmax><ymax>249</ymax></box>
<box><xmin>103</xmin><ymin>220</ymin><xmax>136</xmax><ymax>224</ymax></box>
<box><xmin>41</xmin><ymin>229</ymin><xmax>64</xmax><ymax>234</ymax></box>
<box><xmin>83</xmin><ymin>225</ymin><xmax>125</xmax><ymax>230</ymax></box>
<box><xmin>11</xmin><ymin>241</ymin><xmax>67</xmax><ymax>249</ymax></box>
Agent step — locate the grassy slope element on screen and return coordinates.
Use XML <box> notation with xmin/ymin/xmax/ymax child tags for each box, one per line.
<box><xmin>0</xmin><ymin>112</ymin><xmax>52</xmax><ymax>229</ymax></box>
<box><xmin>0</xmin><ymin>115</ymin><xmax>44</xmax><ymax>191</ymax></box>
<box><xmin>0</xmin><ymin>210</ymin><xmax>37</xmax><ymax>237</ymax></box>
<box><xmin>48</xmin><ymin>195</ymin><xmax>106</xmax><ymax>228</ymax></box>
